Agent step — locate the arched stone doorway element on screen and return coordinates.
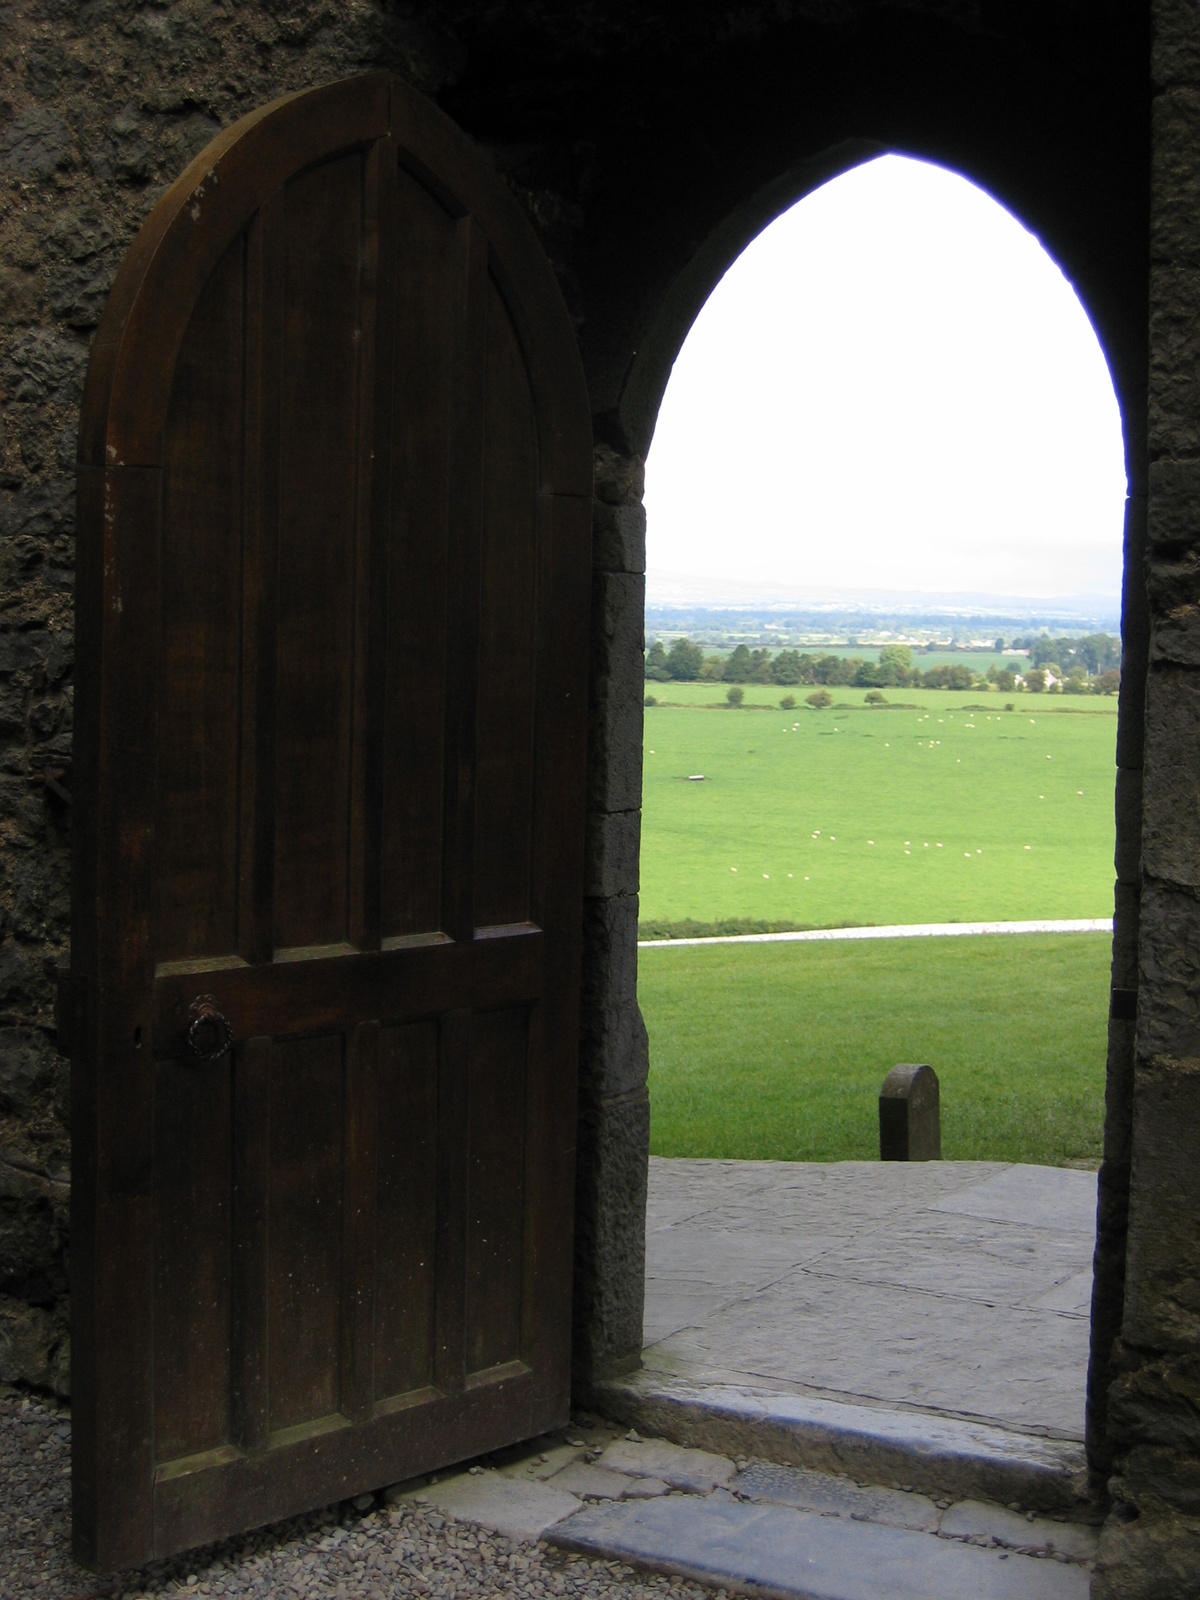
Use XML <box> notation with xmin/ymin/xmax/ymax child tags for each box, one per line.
<box><xmin>554</xmin><ymin>19</ymin><xmax>1152</xmax><ymax>1588</ymax></box>
<box><xmin>573</xmin><ymin>141</ymin><xmax>1145</xmax><ymax>1408</ymax></box>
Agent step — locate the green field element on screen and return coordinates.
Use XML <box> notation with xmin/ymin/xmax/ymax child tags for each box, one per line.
<box><xmin>637</xmin><ymin>687</ymin><xmax>1116</xmax><ymax>1166</ymax></box>
<box><xmin>850</xmin><ymin>647</ymin><xmax>1017</xmax><ymax>674</ymax></box>
<box><xmin>640</xmin><ymin>687</ymin><xmax>1117</xmax><ymax>931</ymax></box>
<box><xmin>641</xmin><ymin>933</ymin><xmax>1109</xmax><ymax>1166</ymax></box>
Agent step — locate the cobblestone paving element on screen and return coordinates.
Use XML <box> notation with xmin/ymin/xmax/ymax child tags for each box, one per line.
<box><xmin>0</xmin><ymin>1389</ymin><xmax>718</xmax><ymax>1600</ymax></box>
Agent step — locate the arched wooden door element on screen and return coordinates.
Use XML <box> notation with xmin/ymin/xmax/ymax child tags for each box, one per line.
<box><xmin>71</xmin><ymin>73</ymin><xmax>592</xmax><ymax>1571</ymax></box>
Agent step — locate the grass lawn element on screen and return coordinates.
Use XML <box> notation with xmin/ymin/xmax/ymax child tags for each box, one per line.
<box><xmin>640</xmin><ymin>932</ymin><xmax>1109</xmax><ymax>1167</ymax></box>
<box><xmin>640</xmin><ymin>686</ymin><xmax>1117</xmax><ymax>932</ymax></box>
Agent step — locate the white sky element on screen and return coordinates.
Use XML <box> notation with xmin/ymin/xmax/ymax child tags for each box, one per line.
<box><xmin>644</xmin><ymin>154</ymin><xmax>1127</xmax><ymax>602</ymax></box>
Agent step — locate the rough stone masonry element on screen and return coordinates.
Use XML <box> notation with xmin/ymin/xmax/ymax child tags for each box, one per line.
<box><xmin>0</xmin><ymin>2</ymin><xmax>1194</xmax><ymax>1595</ymax></box>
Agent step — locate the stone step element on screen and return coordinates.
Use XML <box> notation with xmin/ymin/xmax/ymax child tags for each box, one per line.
<box><xmin>548</xmin><ymin>1494</ymin><xmax>1091</xmax><ymax>1600</ymax></box>
<box><xmin>590</xmin><ymin>1371</ymin><xmax>1087</xmax><ymax>1512</ymax></box>
<box><xmin>392</xmin><ymin>1419</ymin><xmax>1097</xmax><ymax>1598</ymax></box>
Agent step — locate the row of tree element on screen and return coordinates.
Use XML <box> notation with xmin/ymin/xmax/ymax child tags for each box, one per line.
<box><xmin>1024</xmin><ymin>633</ymin><xmax>1121</xmax><ymax>673</ymax></box>
<box><xmin>645</xmin><ymin>638</ymin><xmax>1121</xmax><ymax>695</ymax></box>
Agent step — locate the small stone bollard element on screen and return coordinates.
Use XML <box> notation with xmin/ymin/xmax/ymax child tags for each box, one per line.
<box><xmin>879</xmin><ymin>1063</ymin><xmax>941</xmax><ymax>1161</ymax></box>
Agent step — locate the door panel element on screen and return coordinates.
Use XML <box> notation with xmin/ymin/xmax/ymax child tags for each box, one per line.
<box><xmin>267</xmin><ymin>1034</ymin><xmax>345</xmax><ymax>1434</ymax></box>
<box><xmin>374</xmin><ymin>1020</ymin><xmax>439</xmax><ymax>1401</ymax></box>
<box><xmin>380</xmin><ymin>168</ymin><xmax>457</xmax><ymax>943</ymax></box>
<box><xmin>466</xmin><ymin>1006</ymin><xmax>529</xmax><ymax>1377</ymax></box>
<box><xmin>153</xmin><ymin>1059</ymin><xmax>233</xmax><ymax>1462</ymax></box>
<box><xmin>73</xmin><ymin>73</ymin><xmax>591</xmax><ymax>1570</ymax></box>
<box><xmin>274</xmin><ymin>154</ymin><xmax>366</xmax><ymax>953</ymax></box>
<box><xmin>474</xmin><ymin>289</ymin><xmax>540</xmax><ymax>930</ymax></box>
<box><xmin>157</xmin><ymin>239</ymin><xmax>246</xmax><ymax>965</ymax></box>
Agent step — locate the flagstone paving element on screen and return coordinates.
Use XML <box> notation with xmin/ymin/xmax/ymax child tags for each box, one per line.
<box><xmin>405</xmin><ymin>1424</ymin><xmax>1098</xmax><ymax>1598</ymax></box>
<box><xmin>636</xmin><ymin>1158</ymin><xmax>1095</xmax><ymax>1443</ymax></box>
<box><xmin>1</xmin><ymin>1160</ymin><xmax>1101</xmax><ymax>1599</ymax></box>
<box><xmin>2</xmin><ymin>1388</ymin><xmax>1098</xmax><ymax>1600</ymax></box>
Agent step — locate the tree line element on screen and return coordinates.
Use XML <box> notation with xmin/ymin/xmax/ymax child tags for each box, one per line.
<box><xmin>1024</xmin><ymin>633</ymin><xmax>1120</xmax><ymax>673</ymax></box>
<box><xmin>645</xmin><ymin>637</ymin><xmax>1121</xmax><ymax>695</ymax></box>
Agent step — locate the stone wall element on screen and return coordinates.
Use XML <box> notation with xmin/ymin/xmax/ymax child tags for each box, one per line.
<box><xmin>1091</xmin><ymin>5</ymin><xmax>1200</xmax><ymax>1595</ymax></box>
<box><xmin>3</xmin><ymin>4</ymin><xmax>1199</xmax><ymax>1592</ymax></box>
<box><xmin>0</xmin><ymin>0</ymin><xmax>465</xmax><ymax>1399</ymax></box>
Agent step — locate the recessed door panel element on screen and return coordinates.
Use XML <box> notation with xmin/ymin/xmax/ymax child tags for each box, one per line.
<box><xmin>380</xmin><ymin>170</ymin><xmax>458</xmax><ymax>943</ymax></box>
<box><xmin>274</xmin><ymin>155</ymin><xmax>365</xmax><ymax>952</ymax></box>
<box><xmin>267</xmin><ymin>1034</ymin><xmax>345</xmax><ymax>1434</ymax></box>
<box><xmin>473</xmin><ymin>290</ymin><xmax>539</xmax><ymax>930</ymax></box>
<box><xmin>466</xmin><ymin>1006</ymin><xmax>528</xmax><ymax>1376</ymax></box>
<box><xmin>156</xmin><ymin>239</ymin><xmax>246</xmax><ymax>965</ymax></box>
<box><xmin>153</xmin><ymin>1059</ymin><xmax>233</xmax><ymax>1463</ymax></box>
<box><xmin>374</xmin><ymin>1020</ymin><xmax>439</xmax><ymax>1400</ymax></box>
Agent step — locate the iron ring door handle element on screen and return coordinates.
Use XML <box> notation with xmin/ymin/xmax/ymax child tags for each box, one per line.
<box><xmin>186</xmin><ymin>994</ymin><xmax>234</xmax><ymax>1062</ymax></box>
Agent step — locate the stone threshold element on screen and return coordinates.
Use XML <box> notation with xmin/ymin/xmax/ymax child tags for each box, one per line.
<box><xmin>587</xmin><ymin>1370</ymin><xmax>1087</xmax><ymax>1513</ymax></box>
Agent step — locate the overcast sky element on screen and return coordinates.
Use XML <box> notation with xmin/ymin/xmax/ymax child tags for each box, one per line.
<box><xmin>643</xmin><ymin>155</ymin><xmax>1127</xmax><ymax>603</ymax></box>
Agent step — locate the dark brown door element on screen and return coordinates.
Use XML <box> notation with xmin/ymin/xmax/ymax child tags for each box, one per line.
<box><xmin>70</xmin><ymin>73</ymin><xmax>592</xmax><ymax>1571</ymax></box>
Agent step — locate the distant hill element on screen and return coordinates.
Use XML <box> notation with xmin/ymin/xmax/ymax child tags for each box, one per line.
<box><xmin>645</xmin><ymin>569</ymin><xmax>1121</xmax><ymax>635</ymax></box>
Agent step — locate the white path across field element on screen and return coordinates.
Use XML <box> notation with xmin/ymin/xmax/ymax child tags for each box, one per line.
<box><xmin>638</xmin><ymin>917</ymin><xmax>1112</xmax><ymax>948</ymax></box>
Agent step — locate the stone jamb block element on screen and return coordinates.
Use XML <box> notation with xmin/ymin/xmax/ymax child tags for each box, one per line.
<box><xmin>1146</xmin><ymin>541</ymin><xmax>1200</xmax><ymax>653</ymax></box>
<box><xmin>573</xmin><ymin>1086</ymin><xmax>650</xmax><ymax>1386</ymax></box>
<box><xmin>579</xmin><ymin>893</ymin><xmax>648</xmax><ymax>1103</ymax></box>
<box><xmin>588</xmin><ymin>569</ymin><xmax>645</xmax><ymax>814</ymax></box>
<box><xmin>1116</xmin><ymin>765</ymin><xmax>1144</xmax><ymax>884</ymax></box>
<box><xmin>588</xmin><ymin>679</ymin><xmax>644</xmax><ymax>815</ymax></box>
<box><xmin>1112</xmin><ymin>878</ymin><xmax>1142</xmax><ymax>992</ymax></box>
<box><xmin>593</xmin><ymin>445</ymin><xmax>645</xmax><ymax>508</ymax></box>
<box><xmin>1142</xmin><ymin>666</ymin><xmax>1200</xmax><ymax>886</ymax></box>
<box><xmin>1152</xmin><ymin>89</ymin><xmax>1200</xmax><ymax>267</ymax></box>
<box><xmin>1103</xmin><ymin>1020</ymin><xmax>1137</xmax><ymax>1166</ymax></box>
<box><xmin>1123</xmin><ymin>1053</ymin><xmax>1200</xmax><ymax>1348</ymax></box>
<box><xmin>1153</xmin><ymin>1</ymin><xmax>1200</xmax><ymax>90</ymax></box>
<box><xmin>579</xmin><ymin>993</ymin><xmax>650</xmax><ymax>1107</ymax></box>
<box><xmin>1149</xmin><ymin>601</ymin><xmax>1200</xmax><ymax>667</ymax></box>
<box><xmin>1138</xmin><ymin>878</ymin><xmax>1200</xmax><ymax>1058</ymax></box>
<box><xmin>1149</xmin><ymin>267</ymin><xmax>1200</xmax><ymax>458</ymax></box>
<box><xmin>581</xmin><ymin>892</ymin><xmax>640</xmax><ymax>1017</ymax></box>
<box><xmin>1126</xmin><ymin>394</ymin><xmax>1152</xmax><ymax>500</ymax></box>
<box><xmin>1118</xmin><ymin>494</ymin><xmax>1149</xmax><ymax>772</ymax></box>
<box><xmin>1149</xmin><ymin>458</ymin><xmax>1200</xmax><ymax>548</ymax></box>
<box><xmin>590</xmin><ymin>568</ymin><xmax>646</xmax><ymax>681</ymax></box>
<box><xmin>592</xmin><ymin>500</ymin><xmax>646</xmax><ymax>574</ymax></box>
<box><xmin>584</xmin><ymin>808</ymin><xmax>641</xmax><ymax>899</ymax></box>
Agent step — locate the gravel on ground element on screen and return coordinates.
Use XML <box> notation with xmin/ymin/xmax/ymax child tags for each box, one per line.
<box><xmin>0</xmin><ymin>1386</ymin><xmax>721</xmax><ymax>1600</ymax></box>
